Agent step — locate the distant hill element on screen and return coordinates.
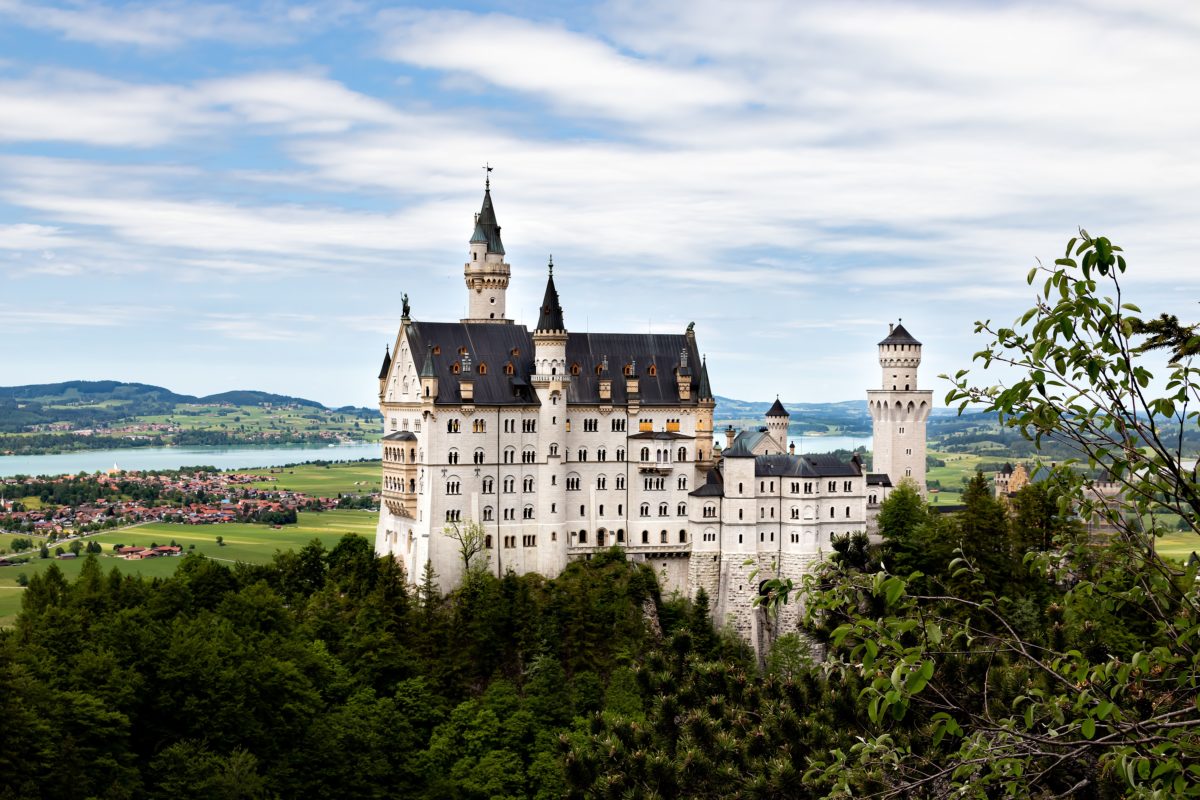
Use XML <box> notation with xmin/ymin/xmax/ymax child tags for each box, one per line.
<box><xmin>0</xmin><ymin>381</ymin><xmax>375</xmax><ymax>435</ymax></box>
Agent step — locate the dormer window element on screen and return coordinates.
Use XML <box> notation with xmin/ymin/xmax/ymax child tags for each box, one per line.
<box><xmin>570</xmin><ymin>363</ymin><xmax>581</xmax><ymax>376</ymax></box>
<box><xmin>623</xmin><ymin>364</ymin><xmax>634</xmax><ymax>377</ymax></box>
<box><xmin>458</xmin><ymin>346</ymin><xmax>468</xmax><ymax>356</ymax></box>
<box><xmin>511</xmin><ymin>347</ymin><xmax>520</xmax><ymax>357</ymax></box>
<box><xmin>647</xmin><ymin>364</ymin><xmax>657</xmax><ymax>377</ymax></box>
<box><xmin>477</xmin><ymin>363</ymin><xmax>487</xmax><ymax>375</ymax></box>
<box><xmin>504</xmin><ymin>362</ymin><xmax>515</xmax><ymax>376</ymax></box>
<box><xmin>595</xmin><ymin>364</ymin><xmax>604</xmax><ymax>376</ymax></box>
<box><xmin>451</xmin><ymin>362</ymin><xmax>461</xmax><ymax>375</ymax></box>
<box><xmin>432</xmin><ymin>345</ymin><xmax>441</xmax><ymax>355</ymax></box>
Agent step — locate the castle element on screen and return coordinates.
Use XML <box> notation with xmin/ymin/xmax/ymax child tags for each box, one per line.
<box><xmin>375</xmin><ymin>181</ymin><xmax>930</xmax><ymax>640</ymax></box>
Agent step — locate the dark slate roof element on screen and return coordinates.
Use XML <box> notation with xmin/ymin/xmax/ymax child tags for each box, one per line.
<box><xmin>419</xmin><ymin>344</ymin><xmax>436</xmax><ymax>378</ymax></box>
<box><xmin>722</xmin><ymin>437</ymin><xmax>758</xmax><ymax>458</ymax></box>
<box><xmin>536</xmin><ymin>268</ymin><xmax>565</xmax><ymax>332</ymax></box>
<box><xmin>405</xmin><ymin>322</ymin><xmax>538</xmax><ymax>406</ymax></box>
<box><xmin>879</xmin><ymin>322</ymin><xmax>921</xmax><ymax>346</ymax></box>
<box><xmin>629</xmin><ymin>430</ymin><xmax>692</xmax><ymax>440</ymax></box>
<box><xmin>698</xmin><ymin>357</ymin><xmax>713</xmax><ymax>400</ymax></box>
<box><xmin>382</xmin><ymin>430</ymin><xmax>417</xmax><ymax>441</ymax></box>
<box><xmin>470</xmin><ymin>188</ymin><xmax>505</xmax><ymax>255</ymax></box>
<box><xmin>377</xmin><ymin>347</ymin><xmax>392</xmax><ymax>380</ymax></box>
<box><xmin>726</xmin><ymin>429</ymin><xmax>771</xmax><ymax>456</ymax></box>
<box><xmin>564</xmin><ymin>332</ymin><xmax>703</xmax><ymax>407</ymax></box>
<box><xmin>754</xmin><ymin>452</ymin><xmax>862</xmax><ymax>478</ymax></box>
<box><xmin>404</xmin><ymin>320</ymin><xmax>705</xmax><ymax>407</ymax></box>
<box><xmin>766</xmin><ymin>397</ymin><xmax>789</xmax><ymax>417</ymax></box>
<box><xmin>690</xmin><ymin>468</ymin><xmax>725</xmax><ymax>497</ymax></box>
<box><xmin>867</xmin><ymin>473</ymin><xmax>893</xmax><ymax>487</ymax></box>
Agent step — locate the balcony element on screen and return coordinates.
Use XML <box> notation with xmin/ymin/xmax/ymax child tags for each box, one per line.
<box><xmin>529</xmin><ymin>374</ymin><xmax>571</xmax><ymax>384</ymax></box>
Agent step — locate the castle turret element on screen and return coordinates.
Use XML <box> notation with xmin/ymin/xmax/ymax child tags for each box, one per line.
<box><xmin>867</xmin><ymin>321</ymin><xmax>933</xmax><ymax>495</ymax></box>
<box><xmin>419</xmin><ymin>344</ymin><xmax>438</xmax><ymax>401</ymax></box>
<box><xmin>765</xmin><ymin>397</ymin><xmax>789</xmax><ymax>455</ymax></box>
<box><xmin>696</xmin><ymin>355</ymin><xmax>715</xmax><ymax>466</ymax></box>
<box><xmin>531</xmin><ymin>258</ymin><xmax>569</xmax><ymax>574</ymax></box>
<box><xmin>463</xmin><ymin>176</ymin><xmax>512</xmax><ymax>324</ymax></box>
<box><xmin>377</xmin><ymin>344</ymin><xmax>392</xmax><ymax>398</ymax></box>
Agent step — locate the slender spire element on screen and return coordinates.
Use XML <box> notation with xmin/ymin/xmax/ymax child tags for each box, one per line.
<box><xmin>698</xmin><ymin>355</ymin><xmax>714</xmax><ymax>400</ymax></box>
<box><xmin>377</xmin><ymin>344</ymin><xmax>392</xmax><ymax>380</ymax></box>
<box><xmin>420</xmin><ymin>344</ymin><xmax>436</xmax><ymax>378</ymax></box>
<box><xmin>536</xmin><ymin>258</ymin><xmax>565</xmax><ymax>332</ymax></box>
<box><xmin>766</xmin><ymin>396</ymin><xmax>789</xmax><ymax>418</ymax></box>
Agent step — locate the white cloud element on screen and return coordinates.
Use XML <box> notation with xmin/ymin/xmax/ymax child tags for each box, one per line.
<box><xmin>0</xmin><ymin>0</ymin><xmax>316</xmax><ymax>48</ymax></box>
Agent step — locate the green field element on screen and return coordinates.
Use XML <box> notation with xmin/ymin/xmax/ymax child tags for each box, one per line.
<box><xmin>237</xmin><ymin>459</ymin><xmax>382</xmax><ymax>495</ymax></box>
<box><xmin>926</xmin><ymin>450</ymin><xmax>991</xmax><ymax>505</ymax></box>
<box><xmin>138</xmin><ymin>404</ymin><xmax>379</xmax><ymax>440</ymax></box>
<box><xmin>0</xmin><ymin>510</ymin><xmax>378</xmax><ymax>626</ymax></box>
<box><xmin>1155</xmin><ymin>530</ymin><xmax>1200</xmax><ymax>563</ymax></box>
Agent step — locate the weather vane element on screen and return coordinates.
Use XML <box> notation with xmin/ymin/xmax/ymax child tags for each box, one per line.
<box><xmin>483</xmin><ymin>162</ymin><xmax>493</xmax><ymax>189</ymax></box>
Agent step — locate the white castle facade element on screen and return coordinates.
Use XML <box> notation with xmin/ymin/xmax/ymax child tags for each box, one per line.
<box><xmin>375</xmin><ymin>183</ymin><xmax>931</xmax><ymax>641</ymax></box>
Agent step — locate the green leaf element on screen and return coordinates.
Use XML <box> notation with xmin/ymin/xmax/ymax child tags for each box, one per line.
<box><xmin>1026</xmin><ymin>267</ymin><xmax>1038</xmax><ymax>285</ymax></box>
<box><xmin>1081</xmin><ymin>718</ymin><xmax>1096</xmax><ymax>739</ymax></box>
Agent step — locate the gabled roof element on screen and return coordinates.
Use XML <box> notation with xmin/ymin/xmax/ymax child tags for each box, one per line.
<box><xmin>766</xmin><ymin>397</ymin><xmax>789</xmax><ymax>418</ymax></box>
<box><xmin>382</xmin><ymin>430</ymin><xmax>417</xmax><ymax>441</ymax></box>
<box><xmin>866</xmin><ymin>473</ymin><xmax>893</xmax><ymax>487</ymax></box>
<box><xmin>879</xmin><ymin>322</ymin><xmax>921</xmax><ymax>346</ymax></box>
<box><xmin>536</xmin><ymin>266</ymin><xmax>564</xmax><ymax>332</ymax></box>
<box><xmin>722</xmin><ymin>436</ymin><xmax>758</xmax><ymax>458</ymax></box>
<box><xmin>406</xmin><ymin>322</ymin><xmax>537</xmax><ymax>406</ymax></box>
<box><xmin>470</xmin><ymin>187</ymin><xmax>505</xmax><ymax>255</ymax></box>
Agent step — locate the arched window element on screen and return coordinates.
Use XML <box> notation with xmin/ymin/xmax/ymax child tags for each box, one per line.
<box><xmin>616</xmin><ymin>475</ymin><xmax>626</xmax><ymax>490</ymax></box>
<box><xmin>658</xmin><ymin>503</ymin><xmax>668</xmax><ymax>516</ymax></box>
<box><xmin>640</xmin><ymin>503</ymin><xmax>650</xmax><ymax>517</ymax></box>
<box><xmin>660</xmin><ymin>530</ymin><xmax>668</xmax><ymax>543</ymax></box>
<box><xmin>679</xmin><ymin>529</ymin><xmax>687</xmax><ymax>543</ymax></box>
<box><xmin>648</xmin><ymin>364</ymin><xmax>657</xmax><ymax>377</ymax></box>
<box><xmin>677</xmin><ymin>503</ymin><xmax>687</xmax><ymax>516</ymax></box>
<box><xmin>578</xmin><ymin>530</ymin><xmax>588</xmax><ymax>544</ymax></box>
<box><xmin>483</xmin><ymin>506</ymin><xmax>493</xmax><ymax>521</ymax></box>
<box><xmin>678</xmin><ymin>476</ymin><xmax>687</xmax><ymax>490</ymax></box>
<box><xmin>640</xmin><ymin>447</ymin><xmax>650</xmax><ymax>461</ymax></box>
<box><xmin>549</xmin><ymin>443</ymin><xmax>559</xmax><ymax>457</ymax></box>
<box><xmin>678</xmin><ymin>446</ymin><xmax>687</xmax><ymax>461</ymax></box>
<box><xmin>477</xmin><ymin>362</ymin><xmax>487</xmax><ymax>375</ymax></box>
<box><xmin>504</xmin><ymin>362</ymin><xmax>515</xmax><ymax>375</ymax></box>
<box><xmin>570</xmin><ymin>362</ymin><xmax>581</xmax><ymax>376</ymax></box>
<box><xmin>617</xmin><ymin>529</ymin><xmax>625</xmax><ymax>542</ymax></box>
<box><xmin>447</xmin><ymin>449</ymin><xmax>459</xmax><ymax>465</ymax></box>
<box><xmin>642</xmin><ymin>530</ymin><xmax>649</xmax><ymax>543</ymax></box>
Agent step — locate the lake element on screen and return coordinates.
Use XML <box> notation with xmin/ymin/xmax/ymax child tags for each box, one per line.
<box><xmin>0</xmin><ymin>442</ymin><xmax>381</xmax><ymax>478</ymax></box>
<box><xmin>788</xmin><ymin>435</ymin><xmax>872</xmax><ymax>454</ymax></box>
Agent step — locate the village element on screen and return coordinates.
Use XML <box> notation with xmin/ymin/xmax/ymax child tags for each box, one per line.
<box><xmin>0</xmin><ymin>466</ymin><xmax>368</xmax><ymax>543</ymax></box>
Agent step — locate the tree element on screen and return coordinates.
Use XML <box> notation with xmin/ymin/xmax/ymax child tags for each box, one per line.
<box><xmin>215</xmin><ymin>535</ymin><xmax>224</xmax><ymax>547</ymax></box>
<box><xmin>762</xmin><ymin>233</ymin><xmax>1200</xmax><ymax>798</ymax></box>
<box><xmin>444</xmin><ymin>520</ymin><xmax>489</xmax><ymax>578</ymax></box>
<box><xmin>68</xmin><ymin>539</ymin><xmax>83</xmax><ymax>556</ymax></box>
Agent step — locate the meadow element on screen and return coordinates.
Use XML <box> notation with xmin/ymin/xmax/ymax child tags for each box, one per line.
<box><xmin>237</xmin><ymin>459</ymin><xmax>381</xmax><ymax>495</ymax></box>
<box><xmin>0</xmin><ymin>509</ymin><xmax>377</xmax><ymax>626</ymax></box>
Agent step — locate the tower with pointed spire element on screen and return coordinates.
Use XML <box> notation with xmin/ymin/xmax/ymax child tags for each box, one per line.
<box><xmin>867</xmin><ymin>321</ymin><xmax>933</xmax><ymax>495</ymax></box>
<box><xmin>463</xmin><ymin>174</ymin><xmax>512</xmax><ymax>324</ymax></box>
<box><xmin>764</xmin><ymin>397</ymin><xmax>789</xmax><ymax>455</ymax></box>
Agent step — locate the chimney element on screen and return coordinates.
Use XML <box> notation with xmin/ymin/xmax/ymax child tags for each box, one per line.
<box><xmin>889</xmin><ymin>322</ymin><xmax>894</xmax><ymax>334</ymax></box>
<box><xmin>789</xmin><ymin>441</ymin><xmax>795</xmax><ymax>455</ymax></box>
<box><xmin>725</xmin><ymin>425</ymin><xmax>736</xmax><ymax>450</ymax></box>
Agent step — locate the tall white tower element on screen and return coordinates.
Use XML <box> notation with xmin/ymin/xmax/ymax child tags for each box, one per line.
<box><xmin>463</xmin><ymin>176</ymin><xmax>512</xmax><ymax>324</ymax></box>
<box><xmin>867</xmin><ymin>322</ymin><xmax>933</xmax><ymax>494</ymax></box>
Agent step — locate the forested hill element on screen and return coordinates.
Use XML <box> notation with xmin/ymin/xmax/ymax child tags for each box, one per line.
<box><xmin>0</xmin><ymin>381</ymin><xmax>368</xmax><ymax>433</ymax></box>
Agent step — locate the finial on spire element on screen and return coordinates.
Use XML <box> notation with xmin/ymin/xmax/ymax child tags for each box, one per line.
<box><xmin>548</xmin><ymin>254</ymin><xmax>554</xmax><ymax>276</ymax></box>
<box><xmin>483</xmin><ymin>162</ymin><xmax>492</xmax><ymax>190</ymax></box>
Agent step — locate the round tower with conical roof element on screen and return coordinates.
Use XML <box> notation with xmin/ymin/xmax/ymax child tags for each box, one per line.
<box><xmin>463</xmin><ymin>176</ymin><xmax>512</xmax><ymax>323</ymax></box>
<box><xmin>867</xmin><ymin>321</ymin><xmax>933</xmax><ymax>495</ymax></box>
<box><xmin>765</xmin><ymin>396</ymin><xmax>789</xmax><ymax>455</ymax></box>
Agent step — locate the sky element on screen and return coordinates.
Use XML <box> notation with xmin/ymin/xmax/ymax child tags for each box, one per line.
<box><xmin>2</xmin><ymin>0</ymin><xmax>1199</xmax><ymax>408</ymax></box>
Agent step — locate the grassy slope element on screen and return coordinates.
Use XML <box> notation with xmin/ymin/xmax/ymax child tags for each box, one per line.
<box><xmin>236</xmin><ymin>460</ymin><xmax>382</xmax><ymax>495</ymax></box>
<box><xmin>0</xmin><ymin>510</ymin><xmax>377</xmax><ymax>626</ymax></box>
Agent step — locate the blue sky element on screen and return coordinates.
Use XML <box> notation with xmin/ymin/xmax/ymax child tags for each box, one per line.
<box><xmin>2</xmin><ymin>0</ymin><xmax>1199</xmax><ymax>407</ymax></box>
